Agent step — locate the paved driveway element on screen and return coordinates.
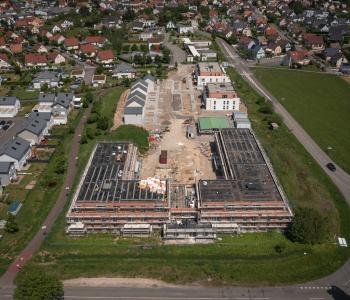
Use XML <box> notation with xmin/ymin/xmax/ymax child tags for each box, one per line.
<box><xmin>0</xmin><ymin>117</ymin><xmax>25</xmax><ymax>145</ymax></box>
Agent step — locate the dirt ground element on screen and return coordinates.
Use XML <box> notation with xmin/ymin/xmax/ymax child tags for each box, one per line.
<box><xmin>112</xmin><ymin>89</ymin><xmax>129</xmax><ymax>130</ymax></box>
<box><xmin>140</xmin><ymin>119</ymin><xmax>216</xmax><ymax>184</ymax></box>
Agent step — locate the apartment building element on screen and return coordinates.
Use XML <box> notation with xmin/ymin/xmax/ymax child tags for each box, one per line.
<box><xmin>203</xmin><ymin>83</ymin><xmax>240</xmax><ymax>111</ymax></box>
<box><xmin>195</xmin><ymin>62</ymin><xmax>230</xmax><ymax>88</ymax></box>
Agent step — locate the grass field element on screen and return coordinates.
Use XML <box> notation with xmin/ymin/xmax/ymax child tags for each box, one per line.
<box><xmin>21</xmin><ymin>70</ymin><xmax>350</xmax><ymax>286</ymax></box>
<box><xmin>253</xmin><ymin>68</ymin><xmax>350</xmax><ymax>173</ymax></box>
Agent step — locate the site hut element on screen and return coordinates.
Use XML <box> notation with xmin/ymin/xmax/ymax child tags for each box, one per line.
<box><xmin>0</xmin><ymin>137</ymin><xmax>31</xmax><ymax>170</ymax></box>
<box><xmin>203</xmin><ymin>83</ymin><xmax>240</xmax><ymax>111</ymax></box>
<box><xmin>66</xmin><ymin>142</ymin><xmax>171</xmax><ymax>235</ymax></box>
<box><xmin>197</xmin><ymin>128</ymin><xmax>293</xmax><ymax>232</ymax></box>
<box><xmin>232</xmin><ymin>111</ymin><xmax>251</xmax><ymax>129</ymax></box>
<box><xmin>195</xmin><ymin>62</ymin><xmax>231</xmax><ymax>88</ymax></box>
<box><xmin>197</xmin><ymin>116</ymin><xmax>231</xmax><ymax>134</ymax></box>
<box><xmin>0</xmin><ymin>162</ymin><xmax>16</xmax><ymax>187</ymax></box>
<box><xmin>0</xmin><ymin>96</ymin><xmax>21</xmax><ymax>118</ymax></box>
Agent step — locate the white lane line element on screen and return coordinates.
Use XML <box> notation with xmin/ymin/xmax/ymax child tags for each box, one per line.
<box><xmin>65</xmin><ymin>297</ymin><xmax>270</xmax><ymax>300</ymax></box>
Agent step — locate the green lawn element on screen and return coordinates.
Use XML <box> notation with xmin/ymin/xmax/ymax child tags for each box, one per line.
<box><xmin>21</xmin><ymin>72</ymin><xmax>350</xmax><ymax>286</ymax></box>
<box><xmin>253</xmin><ymin>68</ymin><xmax>350</xmax><ymax>173</ymax></box>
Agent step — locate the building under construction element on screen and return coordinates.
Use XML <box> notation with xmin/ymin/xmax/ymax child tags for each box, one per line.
<box><xmin>66</xmin><ymin>129</ymin><xmax>292</xmax><ymax>236</ymax></box>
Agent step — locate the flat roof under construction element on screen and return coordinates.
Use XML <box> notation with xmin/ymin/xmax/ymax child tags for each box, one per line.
<box><xmin>76</xmin><ymin>142</ymin><xmax>166</xmax><ymax>202</ymax></box>
<box><xmin>199</xmin><ymin>128</ymin><xmax>285</xmax><ymax>203</ymax></box>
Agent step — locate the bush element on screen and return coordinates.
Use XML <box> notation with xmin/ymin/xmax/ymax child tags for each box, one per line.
<box><xmin>5</xmin><ymin>214</ymin><xmax>19</xmax><ymax>233</ymax></box>
<box><xmin>287</xmin><ymin>207</ymin><xmax>329</xmax><ymax>244</ymax></box>
<box><xmin>274</xmin><ymin>243</ymin><xmax>286</xmax><ymax>254</ymax></box>
<box><xmin>97</xmin><ymin>116</ymin><xmax>109</xmax><ymax>131</ymax></box>
<box><xmin>15</xmin><ymin>266</ymin><xmax>64</xmax><ymax>300</ymax></box>
<box><xmin>258</xmin><ymin>102</ymin><xmax>274</xmax><ymax>114</ymax></box>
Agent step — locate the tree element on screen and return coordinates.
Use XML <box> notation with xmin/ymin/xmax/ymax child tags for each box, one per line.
<box><xmin>97</xmin><ymin>116</ymin><xmax>109</xmax><ymax>131</ymax></box>
<box><xmin>41</xmin><ymin>83</ymin><xmax>49</xmax><ymax>92</ymax></box>
<box><xmin>85</xmin><ymin>91</ymin><xmax>94</xmax><ymax>103</ymax></box>
<box><xmin>5</xmin><ymin>214</ymin><xmax>19</xmax><ymax>233</ymax></box>
<box><xmin>258</xmin><ymin>102</ymin><xmax>273</xmax><ymax>114</ymax></box>
<box><xmin>287</xmin><ymin>207</ymin><xmax>329</xmax><ymax>244</ymax></box>
<box><xmin>14</xmin><ymin>266</ymin><xmax>64</xmax><ymax>300</ymax></box>
<box><xmin>131</xmin><ymin>44</ymin><xmax>138</xmax><ymax>52</ymax></box>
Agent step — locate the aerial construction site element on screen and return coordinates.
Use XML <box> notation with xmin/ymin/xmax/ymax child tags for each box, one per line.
<box><xmin>66</xmin><ymin>65</ymin><xmax>293</xmax><ymax>241</ymax></box>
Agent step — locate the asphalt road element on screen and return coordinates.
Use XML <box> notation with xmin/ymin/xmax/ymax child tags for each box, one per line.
<box><xmin>216</xmin><ymin>38</ymin><xmax>350</xmax><ymax>205</ymax></box>
<box><xmin>164</xmin><ymin>32</ymin><xmax>187</xmax><ymax>65</ymax></box>
<box><xmin>0</xmin><ymin>105</ymin><xmax>92</xmax><ymax>296</ymax></box>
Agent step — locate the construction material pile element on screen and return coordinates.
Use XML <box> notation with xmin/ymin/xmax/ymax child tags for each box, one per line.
<box><xmin>198</xmin><ymin>142</ymin><xmax>212</xmax><ymax>160</ymax></box>
<box><xmin>139</xmin><ymin>177</ymin><xmax>166</xmax><ymax>195</ymax></box>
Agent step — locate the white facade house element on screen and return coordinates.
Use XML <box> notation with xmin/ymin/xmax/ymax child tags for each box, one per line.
<box><xmin>112</xmin><ymin>63</ymin><xmax>136</xmax><ymax>79</ymax></box>
<box><xmin>0</xmin><ymin>137</ymin><xmax>31</xmax><ymax>170</ymax></box>
<box><xmin>177</xmin><ymin>25</ymin><xmax>194</xmax><ymax>34</ymax></box>
<box><xmin>32</xmin><ymin>71</ymin><xmax>60</xmax><ymax>90</ymax></box>
<box><xmin>123</xmin><ymin>76</ymin><xmax>155</xmax><ymax>125</ymax></box>
<box><xmin>203</xmin><ymin>83</ymin><xmax>240</xmax><ymax>111</ymax></box>
<box><xmin>0</xmin><ymin>96</ymin><xmax>21</xmax><ymax>117</ymax></box>
<box><xmin>195</xmin><ymin>62</ymin><xmax>230</xmax><ymax>88</ymax></box>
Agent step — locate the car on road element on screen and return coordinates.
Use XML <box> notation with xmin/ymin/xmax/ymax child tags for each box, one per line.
<box><xmin>2</xmin><ymin>124</ymin><xmax>9</xmax><ymax>130</ymax></box>
<box><xmin>326</xmin><ymin>163</ymin><xmax>336</xmax><ymax>172</ymax></box>
<box><xmin>0</xmin><ymin>120</ymin><xmax>5</xmax><ymax>125</ymax></box>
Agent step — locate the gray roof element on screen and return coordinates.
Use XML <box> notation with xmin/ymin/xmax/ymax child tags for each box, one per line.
<box><xmin>0</xmin><ymin>96</ymin><xmax>19</xmax><ymax>106</ymax></box>
<box><xmin>38</xmin><ymin>93</ymin><xmax>56</xmax><ymax>103</ymax></box>
<box><xmin>132</xmin><ymin>79</ymin><xmax>148</xmax><ymax>88</ymax></box>
<box><xmin>128</xmin><ymin>90</ymin><xmax>146</xmax><ymax>101</ymax></box>
<box><xmin>28</xmin><ymin>112</ymin><xmax>52</xmax><ymax>122</ymax></box>
<box><xmin>54</xmin><ymin>92</ymin><xmax>74</xmax><ymax>109</ymax></box>
<box><xmin>131</xmin><ymin>83</ymin><xmax>147</xmax><ymax>93</ymax></box>
<box><xmin>126</xmin><ymin>96</ymin><xmax>145</xmax><ymax>107</ymax></box>
<box><xmin>143</xmin><ymin>74</ymin><xmax>155</xmax><ymax>82</ymax></box>
<box><xmin>124</xmin><ymin>106</ymin><xmax>143</xmax><ymax>115</ymax></box>
<box><xmin>0</xmin><ymin>137</ymin><xmax>31</xmax><ymax>161</ymax></box>
<box><xmin>19</xmin><ymin>118</ymin><xmax>47</xmax><ymax>136</ymax></box>
<box><xmin>0</xmin><ymin>162</ymin><xmax>14</xmax><ymax>174</ymax></box>
<box><xmin>32</xmin><ymin>71</ymin><xmax>60</xmax><ymax>83</ymax></box>
<box><xmin>114</xmin><ymin>62</ymin><xmax>136</xmax><ymax>73</ymax></box>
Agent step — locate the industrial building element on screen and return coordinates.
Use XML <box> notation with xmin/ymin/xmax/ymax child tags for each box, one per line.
<box><xmin>67</xmin><ymin>128</ymin><xmax>292</xmax><ymax>237</ymax></box>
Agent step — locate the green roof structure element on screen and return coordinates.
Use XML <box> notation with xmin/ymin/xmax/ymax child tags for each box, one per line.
<box><xmin>198</xmin><ymin>117</ymin><xmax>230</xmax><ymax>131</ymax></box>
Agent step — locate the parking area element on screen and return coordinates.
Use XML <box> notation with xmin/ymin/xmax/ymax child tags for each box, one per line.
<box><xmin>0</xmin><ymin>117</ymin><xmax>25</xmax><ymax>146</ymax></box>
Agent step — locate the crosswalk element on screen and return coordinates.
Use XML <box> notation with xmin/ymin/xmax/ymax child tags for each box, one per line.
<box><xmin>299</xmin><ymin>286</ymin><xmax>332</xmax><ymax>290</ymax></box>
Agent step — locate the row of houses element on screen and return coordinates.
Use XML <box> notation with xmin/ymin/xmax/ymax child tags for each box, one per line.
<box><xmin>123</xmin><ymin>75</ymin><xmax>156</xmax><ymax>125</ymax></box>
<box><xmin>0</xmin><ymin>92</ymin><xmax>77</xmax><ymax>188</ymax></box>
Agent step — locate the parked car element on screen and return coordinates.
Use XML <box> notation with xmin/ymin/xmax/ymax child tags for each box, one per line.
<box><xmin>2</xmin><ymin>124</ymin><xmax>9</xmax><ymax>130</ymax></box>
<box><xmin>0</xmin><ymin>120</ymin><xmax>5</xmax><ymax>125</ymax></box>
<box><xmin>326</xmin><ymin>163</ymin><xmax>336</xmax><ymax>172</ymax></box>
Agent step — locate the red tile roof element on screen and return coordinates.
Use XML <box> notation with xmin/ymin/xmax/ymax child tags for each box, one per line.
<box><xmin>0</xmin><ymin>53</ymin><xmax>9</xmax><ymax>63</ymax></box>
<box><xmin>25</xmin><ymin>53</ymin><xmax>47</xmax><ymax>64</ymax></box>
<box><xmin>0</xmin><ymin>36</ymin><xmax>5</xmax><ymax>46</ymax></box>
<box><xmin>10</xmin><ymin>43</ymin><xmax>22</xmax><ymax>54</ymax></box>
<box><xmin>86</xmin><ymin>36</ymin><xmax>106</xmax><ymax>44</ymax></box>
<box><xmin>80</xmin><ymin>43</ymin><xmax>96</xmax><ymax>54</ymax></box>
<box><xmin>64</xmin><ymin>37</ymin><xmax>79</xmax><ymax>47</ymax></box>
<box><xmin>97</xmin><ymin>49</ymin><xmax>114</xmax><ymax>61</ymax></box>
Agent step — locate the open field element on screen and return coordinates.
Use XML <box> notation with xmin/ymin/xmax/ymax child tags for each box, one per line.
<box><xmin>253</xmin><ymin>68</ymin><xmax>350</xmax><ymax>174</ymax></box>
<box><xmin>21</xmin><ymin>68</ymin><xmax>350</xmax><ymax>286</ymax></box>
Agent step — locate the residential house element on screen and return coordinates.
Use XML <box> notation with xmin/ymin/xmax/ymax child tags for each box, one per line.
<box><xmin>323</xmin><ymin>48</ymin><xmax>348</xmax><ymax>68</ymax></box>
<box><xmin>0</xmin><ymin>53</ymin><xmax>11</xmax><ymax>69</ymax></box>
<box><xmin>283</xmin><ymin>49</ymin><xmax>310</xmax><ymax>67</ymax></box>
<box><xmin>52</xmin><ymin>92</ymin><xmax>74</xmax><ymax>124</ymax></box>
<box><xmin>265</xmin><ymin>42</ymin><xmax>282</xmax><ymax>56</ymax></box>
<box><xmin>48</xmin><ymin>52</ymin><xmax>66</xmax><ymax>65</ymax></box>
<box><xmin>25</xmin><ymin>54</ymin><xmax>47</xmax><ymax>67</ymax></box>
<box><xmin>34</xmin><ymin>44</ymin><xmax>48</xmax><ymax>54</ymax></box>
<box><xmin>17</xmin><ymin>117</ymin><xmax>49</xmax><ymax>145</ymax></box>
<box><xmin>177</xmin><ymin>24</ymin><xmax>194</xmax><ymax>34</ymax></box>
<box><xmin>70</xmin><ymin>69</ymin><xmax>85</xmax><ymax>79</ymax></box>
<box><xmin>79</xmin><ymin>43</ymin><xmax>96</xmax><ymax>57</ymax></box>
<box><xmin>303</xmin><ymin>33</ymin><xmax>325</xmax><ymax>51</ymax></box>
<box><xmin>9</xmin><ymin>43</ymin><xmax>22</xmax><ymax>54</ymax></box>
<box><xmin>112</xmin><ymin>63</ymin><xmax>137</xmax><ymax>79</ymax></box>
<box><xmin>32</xmin><ymin>93</ymin><xmax>56</xmax><ymax>113</ymax></box>
<box><xmin>64</xmin><ymin>37</ymin><xmax>79</xmax><ymax>50</ymax></box>
<box><xmin>166</xmin><ymin>21</ymin><xmax>176</xmax><ymax>30</ymax></box>
<box><xmin>0</xmin><ymin>162</ymin><xmax>16</xmax><ymax>186</ymax></box>
<box><xmin>32</xmin><ymin>71</ymin><xmax>60</xmax><ymax>89</ymax></box>
<box><xmin>0</xmin><ymin>137</ymin><xmax>31</xmax><ymax>170</ymax></box>
<box><xmin>0</xmin><ymin>96</ymin><xmax>21</xmax><ymax>117</ymax></box>
<box><xmin>97</xmin><ymin>50</ymin><xmax>114</xmax><ymax>65</ymax></box>
<box><xmin>203</xmin><ymin>83</ymin><xmax>240</xmax><ymax>111</ymax></box>
<box><xmin>85</xmin><ymin>36</ymin><xmax>107</xmax><ymax>47</ymax></box>
<box><xmin>92</xmin><ymin>75</ymin><xmax>106</xmax><ymax>87</ymax></box>
<box><xmin>139</xmin><ymin>31</ymin><xmax>153</xmax><ymax>42</ymax></box>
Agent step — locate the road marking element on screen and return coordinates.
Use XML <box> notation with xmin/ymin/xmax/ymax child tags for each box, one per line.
<box><xmin>65</xmin><ymin>297</ymin><xmax>270</xmax><ymax>300</ymax></box>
